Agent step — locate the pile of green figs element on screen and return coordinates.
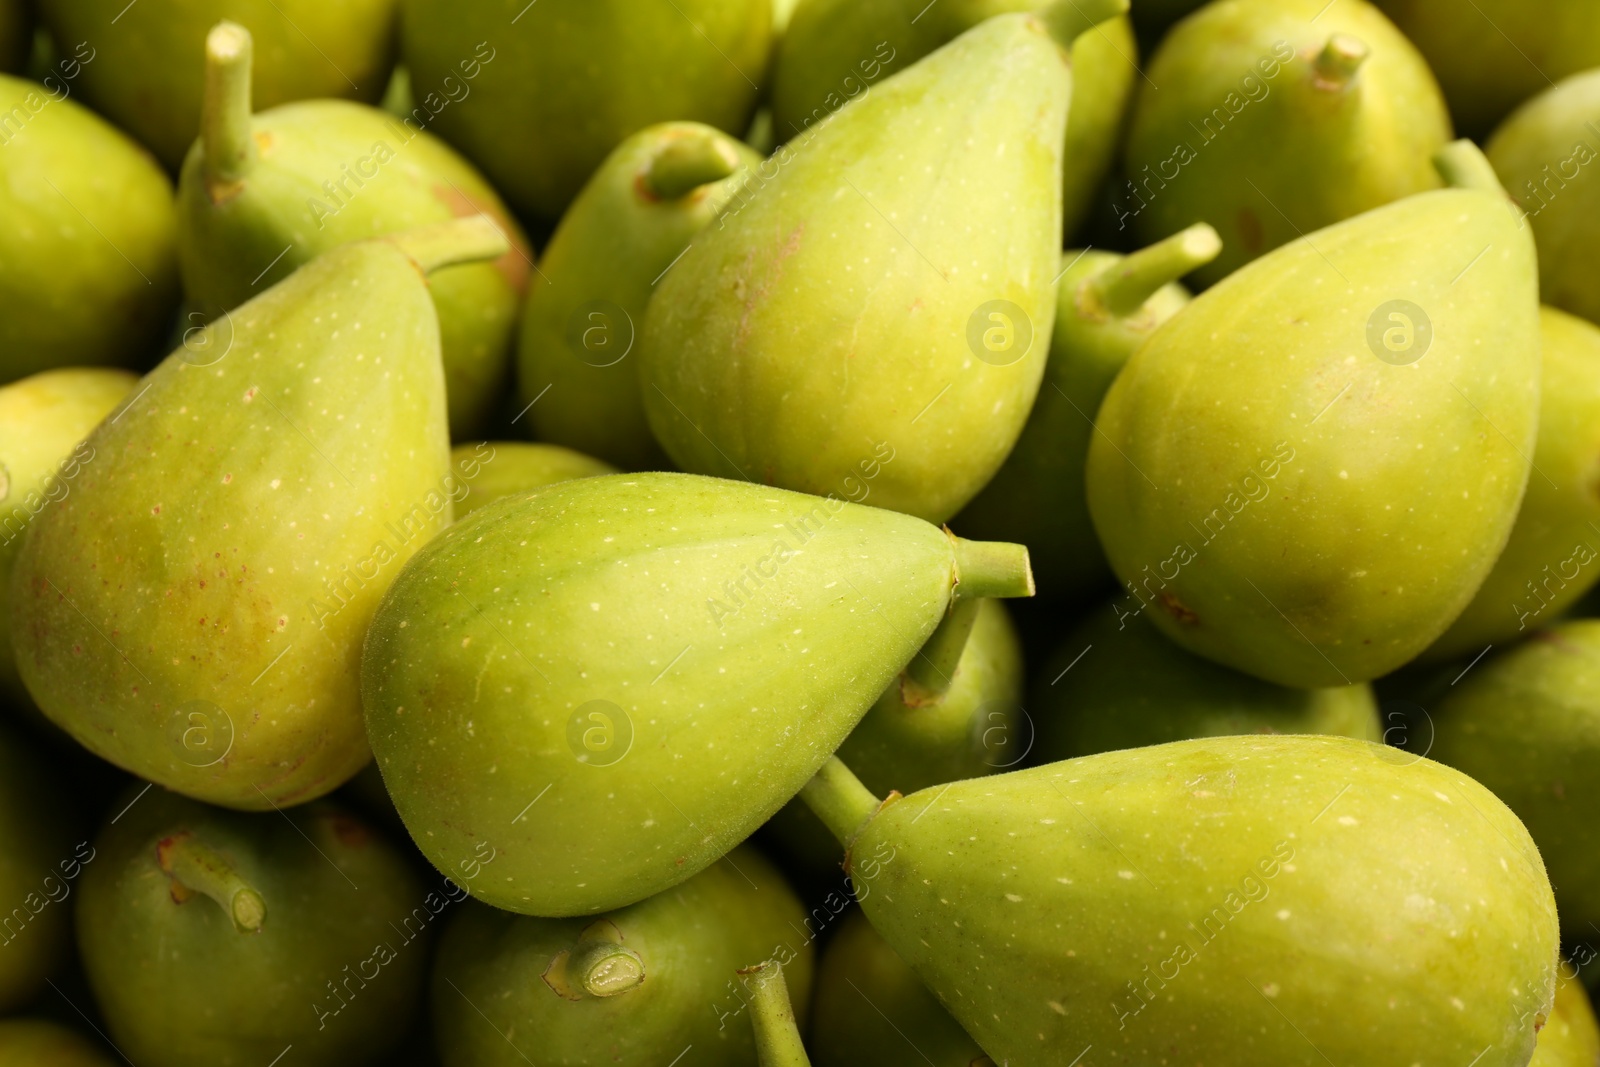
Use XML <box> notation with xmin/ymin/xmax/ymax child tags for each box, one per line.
<box><xmin>2</xmin><ymin>0</ymin><xmax>1599</xmax><ymax>1063</ymax></box>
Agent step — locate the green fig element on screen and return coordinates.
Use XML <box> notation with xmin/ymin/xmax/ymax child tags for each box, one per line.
<box><xmin>432</xmin><ymin>847</ymin><xmax>815</xmax><ymax>1067</ymax></box>
<box><xmin>516</xmin><ymin>122</ymin><xmax>760</xmax><ymax>469</ymax></box>
<box><xmin>1423</xmin><ymin>307</ymin><xmax>1600</xmax><ymax>660</ymax></box>
<box><xmin>9</xmin><ymin>218</ymin><xmax>508</xmax><ymax>810</ymax></box>
<box><xmin>1375</xmin><ymin>0</ymin><xmax>1600</xmax><ymax>136</ymax></box>
<box><xmin>1532</xmin><ymin>966</ymin><xmax>1600</xmax><ymax>1067</ymax></box>
<box><xmin>362</xmin><ymin>471</ymin><xmax>1034</xmax><ymax>917</ymax></box>
<box><xmin>745</xmin><ymin>960</ymin><xmax>811</xmax><ymax>1067</ymax></box>
<box><xmin>0</xmin><ymin>723</ymin><xmax>82</xmax><ymax>1011</ymax></box>
<box><xmin>763</xmin><ymin>597</ymin><xmax>1024</xmax><ymax>881</ymax></box>
<box><xmin>78</xmin><ymin>786</ymin><xmax>431</xmax><ymax>1067</ymax></box>
<box><xmin>1487</xmin><ymin>70</ymin><xmax>1600</xmax><ymax>327</ymax></box>
<box><xmin>808</xmin><ymin>908</ymin><xmax>984</xmax><ymax>1067</ymax></box>
<box><xmin>0</xmin><ymin>0</ymin><xmax>28</xmax><ymax>74</ymax></box>
<box><xmin>955</xmin><ymin>225</ymin><xmax>1220</xmax><ymax>600</ymax></box>
<box><xmin>772</xmin><ymin>0</ymin><xmax>803</xmax><ymax>35</ymax></box>
<box><xmin>1124</xmin><ymin>0</ymin><xmax>1451</xmax><ymax>287</ymax></box>
<box><xmin>0</xmin><ymin>368</ymin><xmax>137</xmax><ymax>707</ymax></box>
<box><xmin>1033</xmin><ymin>602</ymin><xmax>1381</xmax><ymax>762</ymax></box>
<box><xmin>37</xmin><ymin>0</ymin><xmax>399</xmax><ymax>169</ymax></box>
<box><xmin>769</xmin><ymin>0</ymin><xmax>1139</xmax><ymax>241</ymax></box>
<box><xmin>178</xmin><ymin>22</ymin><xmax>531</xmax><ymax>438</ymax></box>
<box><xmin>1428</xmin><ymin>620</ymin><xmax>1600</xmax><ymax>939</ymax></box>
<box><xmin>1085</xmin><ymin>141</ymin><xmax>1540</xmax><ymax>688</ymax></box>
<box><xmin>449</xmin><ymin>441</ymin><xmax>616</xmax><ymax>521</ymax></box>
<box><xmin>642</xmin><ymin>0</ymin><xmax>1130</xmax><ymax>524</ymax></box>
<box><xmin>0</xmin><ymin>1020</ymin><xmax>117</xmax><ymax>1067</ymax></box>
<box><xmin>399</xmin><ymin>0</ymin><xmax>771</xmax><ymax>223</ymax></box>
<box><xmin>800</xmin><ymin>736</ymin><xmax>1559</xmax><ymax>1065</ymax></box>
<box><xmin>0</xmin><ymin>72</ymin><xmax>179</xmax><ymax>382</ymax></box>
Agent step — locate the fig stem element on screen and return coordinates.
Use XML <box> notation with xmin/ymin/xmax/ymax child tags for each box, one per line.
<box><xmin>1082</xmin><ymin>224</ymin><xmax>1221</xmax><ymax>318</ymax></box>
<box><xmin>1312</xmin><ymin>34</ymin><xmax>1369</xmax><ymax>89</ymax></box>
<box><xmin>644</xmin><ymin>133</ymin><xmax>740</xmax><ymax>200</ymax></box>
<box><xmin>799</xmin><ymin>757</ymin><xmax>881</xmax><ymax>849</ymax></box>
<box><xmin>156</xmin><ymin>832</ymin><xmax>265</xmax><ymax>933</ymax></box>
<box><xmin>903</xmin><ymin>597</ymin><xmax>981</xmax><ymax>700</ymax></box>
<box><xmin>951</xmin><ymin>536</ymin><xmax>1034</xmax><ymax>600</ymax></box>
<box><xmin>1040</xmin><ymin>0</ymin><xmax>1130</xmax><ymax>50</ymax></box>
<box><xmin>741</xmin><ymin>961</ymin><xmax>811</xmax><ymax>1067</ymax></box>
<box><xmin>1434</xmin><ymin>140</ymin><xmax>1509</xmax><ymax>197</ymax></box>
<box><xmin>389</xmin><ymin>216</ymin><xmax>511</xmax><ymax>275</ymax></box>
<box><xmin>201</xmin><ymin>21</ymin><xmax>257</xmax><ymax>189</ymax></box>
<box><xmin>566</xmin><ymin>940</ymin><xmax>646</xmax><ymax>997</ymax></box>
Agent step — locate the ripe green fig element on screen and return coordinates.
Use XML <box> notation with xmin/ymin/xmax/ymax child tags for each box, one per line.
<box><xmin>516</xmin><ymin>122</ymin><xmax>760</xmax><ymax>469</ymax></box>
<box><xmin>769</xmin><ymin>0</ymin><xmax>1138</xmax><ymax>240</ymax></box>
<box><xmin>1428</xmin><ymin>620</ymin><xmax>1600</xmax><ymax>939</ymax></box>
<box><xmin>763</xmin><ymin>597</ymin><xmax>1023</xmax><ymax>881</ymax></box>
<box><xmin>0</xmin><ymin>723</ymin><xmax>82</xmax><ymax>1012</ymax></box>
<box><xmin>1086</xmin><ymin>141</ymin><xmax>1540</xmax><ymax>688</ymax></box>
<box><xmin>178</xmin><ymin>22</ymin><xmax>531</xmax><ymax>438</ymax></box>
<box><xmin>1487</xmin><ymin>70</ymin><xmax>1600</xmax><ymax>327</ymax></box>
<box><xmin>0</xmin><ymin>1020</ymin><xmax>117</xmax><ymax>1067</ymax></box>
<box><xmin>642</xmin><ymin>0</ymin><xmax>1130</xmax><ymax>524</ymax></box>
<box><xmin>1033</xmin><ymin>603</ymin><xmax>1381</xmax><ymax>762</ymax></box>
<box><xmin>10</xmin><ymin>218</ymin><xmax>507</xmax><ymax>810</ymax></box>
<box><xmin>37</xmin><ymin>0</ymin><xmax>399</xmax><ymax>169</ymax></box>
<box><xmin>0</xmin><ymin>368</ymin><xmax>137</xmax><ymax>707</ymax></box>
<box><xmin>1532</xmin><ymin>967</ymin><xmax>1600</xmax><ymax>1067</ymax></box>
<box><xmin>433</xmin><ymin>847</ymin><xmax>814</xmax><ymax>1067</ymax></box>
<box><xmin>1424</xmin><ymin>307</ymin><xmax>1600</xmax><ymax>660</ymax></box>
<box><xmin>746</xmin><ymin>960</ymin><xmax>810</xmax><ymax>1067</ymax></box>
<box><xmin>449</xmin><ymin>442</ymin><xmax>616</xmax><ymax>521</ymax></box>
<box><xmin>78</xmin><ymin>786</ymin><xmax>431</xmax><ymax>1067</ymax></box>
<box><xmin>955</xmin><ymin>225</ymin><xmax>1219</xmax><ymax>600</ymax></box>
<box><xmin>1124</xmin><ymin>0</ymin><xmax>1451</xmax><ymax>287</ymax></box>
<box><xmin>801</xmin><ymin>736</ymin><xmax>1559</xmax><ymax>1065</ymax></box>
<box><xmin>1376</xmin><ymin>0</ymin><xmax>1600</xmax><ymax>136</ymax></box>
<box><xmin>399</xmin><ymin>0</ymin><xmax>771</xmax><ymax>222</ymax></box>
<box><xmin>362</xmin><ymin>471</ymin><xmax>1034</xmax><ymax>917</ymax></box>
<box><xmin>809</xmin><ymin>908</ymin><xmax>984</xmax><ymax>1067</ymax></box>
<box><xmin>0</xmin><ymin>72</ymin><xmax>179</xmax><ymax>382</ymax></box>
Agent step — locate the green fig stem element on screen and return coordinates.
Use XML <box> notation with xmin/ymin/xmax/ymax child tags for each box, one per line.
<box><xmin>1434</xmin><ymin>140</ymin><xmax>1509</xmax><ymax>196</ymax></box>
<box><xmin>903</xmin><ymin>597</ymin><xmax>982</xmax><ymax>702</ymax></box>
<box><xmin>201</xmin><ymin>21</ymin><xmax>257</xmax><ymax>189</ymax></box>
<box><xmin>155</xmin><ymin>832</ymin><xmax>265</xmax><ymax>933</ymax></box>
<box><xmin>565</xmin><ymin>940</ymin><xmax>646</xmax><ymax>997</ymax></box>
<box><xmin>1039</xmin><ymin>0</ymin><xmax>1131</xmax><ymax>50</ymax></box>
<box><xmin>389</xmin><ymin>216</ymin><xmax>511</xmax><ymax>275</ymax></box>
<box><xmin>800</xmin><ymin>757</ymin><xmax>882</xmax><ymax>849</ymax></box>
<box><xmin>1311</xmin><ymin>34</ymin><xmax>1369</xmax><ymax>90</ymax></box>
<box><xmin>742</xmin><ymin>962</ymin><xmax>811</xmax><ymax>1067</ymax></box>
<box><xmin>951</xmin><ymin>536</ymin><xmax>1034</xmax><ymax>600</ymax></box>
<box><xmin>1082</xmin><ymin>224</ymin><xmax>1221</xmax><ymax>319</ymax></box>
<box><xmin>644</xmin><ymin>133</ymin><xmax>741</xmax><ymax>200</ymax></box>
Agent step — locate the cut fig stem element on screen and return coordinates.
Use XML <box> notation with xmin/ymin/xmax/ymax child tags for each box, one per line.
<box><xmin>566</xmin><ymin>939</ymin><xmax>646</xmax><ymax>997</ymax></box>
<box><xmin>1434</xmin><ymin>139</ymin><xmax>1510</xmax><ymax>196</ymax></box>
<box><xmin>201</xmin><ymin>21</ymin><xmax>257</xmax><ymax>189</ymax></box>
<box><xmin>155</xmin><ymin>831</ymin><xmax>266</xmax><ymax>933</ymax></box>
<box><xmin>950</xmin><ymin>536</ymin><xmax>1035</xmax><ymax>600</ymax></box>
<box><xmin>903</xmin><ymin>596</ymin><xmax>982</xmax><ymax>701</ymax></box>
<box><xmin>742</xmin><ymin>961</ymin><xmax>811</xmax><ymax>1067</ymax></box>
<box><xmin>800</xmin><ymin>757</ymin><xmax>882</xmax><ymax>849</ymax></box>
<box><xmin>389</xmin><ymin>215</ymin><xmax>512</xmax><ymax>275</ymax></box>
<box><xmin>1312</xmin><ymin>34</ymin><xmax>1369</xmax><ymax>90</ymax></box>
<box><xmin>644</xmin><ymin>133</ymin><xmax>741</xmax><ymax>200</ymax></box>
<box><xmin>1040</xmin><ymin>0</ymin><xmax>1131</xmax><ymax>49</ymax></box>
<box><xmin>1085</xmin><ymin>223</ymin><xmax>1222</xmax><ymax>318</ymax></box>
